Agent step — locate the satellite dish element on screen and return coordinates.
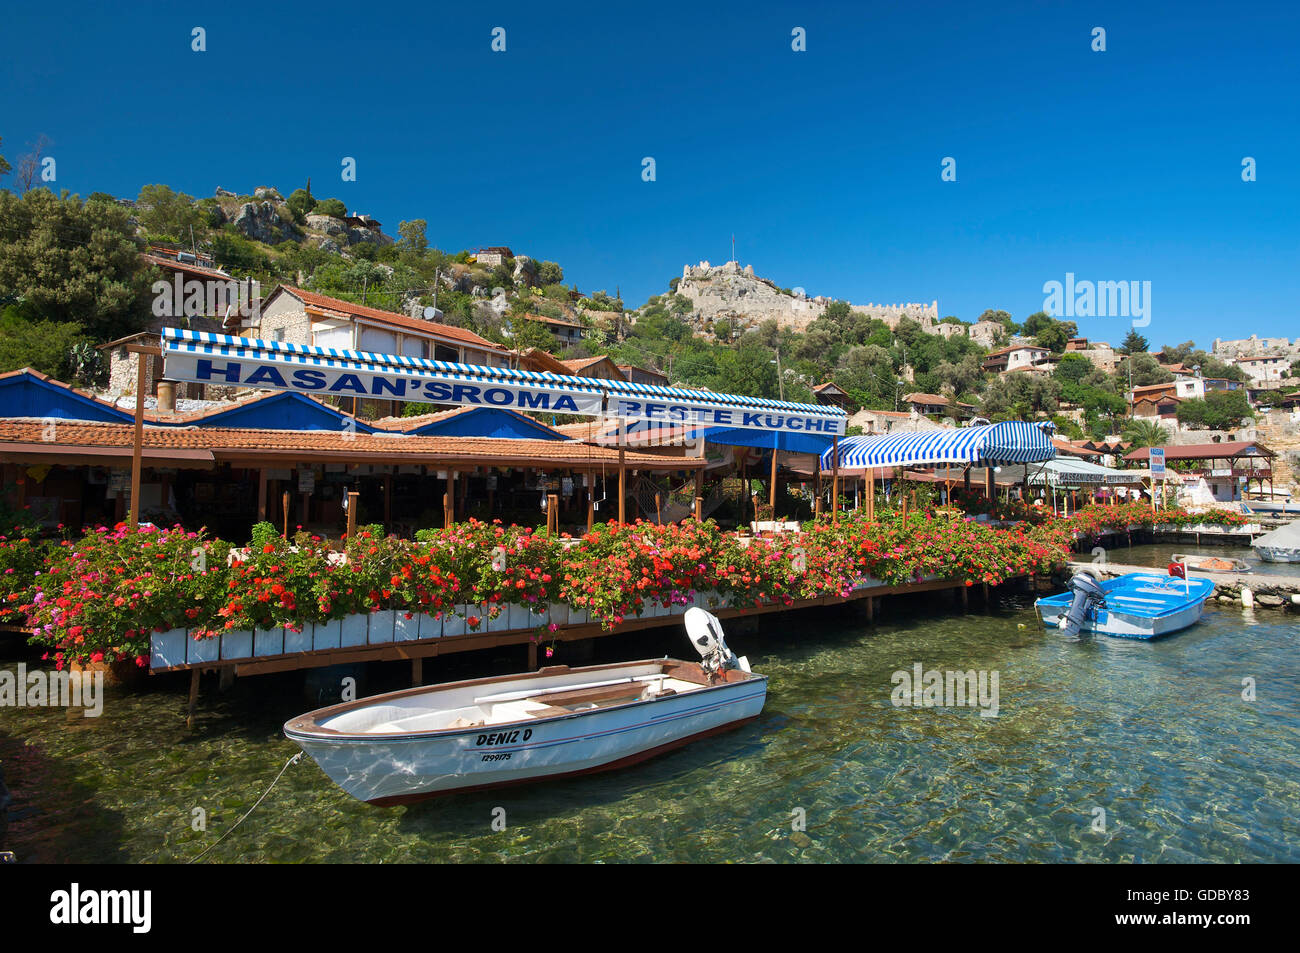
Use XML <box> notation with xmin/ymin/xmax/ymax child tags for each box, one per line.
<box><xmin>423</xmin><ymin>306</ymin><xmax>436</xmax><ymax>320</ymax></box>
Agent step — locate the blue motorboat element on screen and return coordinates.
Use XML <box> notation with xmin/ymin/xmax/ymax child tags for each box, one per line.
<box><xmin>1035</xmin><ymin>570</ymin><xmax>1216</xmax><ymax>640</ymax></box>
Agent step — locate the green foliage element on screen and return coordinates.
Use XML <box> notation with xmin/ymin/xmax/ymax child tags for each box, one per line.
<box><xmin>1176</xmin><ymin>389</ymin><xmax>1254</xmax><ymax>430</ymax></box>
<box><xmin>250</xmin><ymin>521</ymin><xmax>279</xmax><ymax>549</ymax></box>
<box><xmin>509</xmin><ymin>316</ymin><xmax>558</xmax><ymax>351</ymax></box>
<box><xmin>536</xmin><ymin>260</ymin><xmax>563</xmax><ymax>285</ymax></box>
<box><xmin>287</xmin><ymin>188</ymin><xmax>316</xmax><ymax>219</ymax></box>
<box><xmin>211</xmin><ymin>230</ymin><xmax>269</xmax><ymax>273</ymax></box>
<box><xmin>1119</xmin><ymin>330</ymin><xmax>1148</xmax><ymax>355</ymax></box>
<box><xmin>0</xmin><ymin>188</ymin><xmax>151</xmax><ymax>341</ymax></box>
<box><xmin>314</xmin><ymin>198</ymin><xmax>346</xmax><ymax>218</ymax></box>
<box><xmin>1121</xmin><ymin>352</ymin><xmax>1174</xmax><ymax>387</ymax></box>
<box><xmin>397</xmin><ymin>219</ymin><xmax>428</xmax><ymax>256</ymax></box>
<box><xmin>0</xmin><ymin>304</ymin><xmax>92</xmax><ymax>379</ymax></box>
<box><xmin>1022</xmin><ymin>311</ymin><xmax>1077</xmax><ymax>352</ymax></box>
<box><xmin>136</xmin><ymin>184</ymin><xmax>204</xmax><ymax>241</ymax></box>
<box><xmin>1121</xmin><ymin>418</ymin><xmax>1170</xmax><ymax>448</ymax></box>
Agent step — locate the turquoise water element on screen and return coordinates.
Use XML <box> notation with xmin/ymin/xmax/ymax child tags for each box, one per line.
<box><xmin>2</xmin><ymin>589</ymin><xmax>1297</xmax><ymax>863</ymax></box>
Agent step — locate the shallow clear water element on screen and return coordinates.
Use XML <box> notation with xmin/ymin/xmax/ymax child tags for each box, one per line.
<box><xmin>2</xmin><ymin>589</ymin><xmax>1297</xmax><ymax>863</ymax></box>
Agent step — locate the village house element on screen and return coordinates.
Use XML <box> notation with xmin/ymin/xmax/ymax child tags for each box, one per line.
<box><xmin>983</xmin><ymin>343</ymin><xmax>1051</xmax><ymax>374</ymax></box>
<box><xmin>561</xmin><ymin>355</ymin><xmax>626</xmax><ymax>381</ymax></box>
<box><xmin>1233</xmin><ymin>354</ymin><xmax>1290</xmax><ymax>385</ymax></box>
<box><xmin>521</xmin><ymin>313</ymin><xmax>587</xmax><ymax>347</ymax></box>
<box><xmin>902</xmin><ymin>392</ymin><xmax>976</xmax><ymax>419</ymax></box>
<box><xmin>475</xmin><ymin>246</ymin><xmax>514</xmax><ymax>268</ymax></box>
<box><xmin>619</xmin><ymin>364</ymin><xmax>670</xmax><ymax>387</ymax></box>
<box><xmin>812</xmin><ymin>381</ymin><xmax>853</xmax><ymax>412</ymax></box>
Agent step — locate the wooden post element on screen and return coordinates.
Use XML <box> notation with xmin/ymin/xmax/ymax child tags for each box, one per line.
<box><xmin>960</xmin><ymin>584</ymin><xmax>968</xmax><ymax>612</ymax></box>
<box><xmin>985</xmin><ymin>465</ymin><xmax>995</xmax><ymax>501</ymax></box>
<box><xmin>446</xmin><ymin>470</ymin><xmax>456</xmax><ymax>525</ymax></box>
<box><xmin>695</xmin><ymin>496</ymin><xmax>704</xmax><ymax>521</ymax></box>
<box><xmin>411</xmin><ymin>657</ymin><xmax>422</xmax><ymax>686</ymax></box>
<box><xmin>546</xmin><ymin>493</ymin><xmax>558</xmax><ymax>535</ymax></box>
<box><xmin>617</xmin><ymin>448</ymin><xmax>626</xmax><ymax>524</ymax></box>
<box><xmin>185</xmin><ymin>668</ymin><xmax>200</xmax><ymax>729</ymax></box>
<box><xmin>587</xmin><ymin>472</ymin><xmax>595</xmax><ymax>531</ymax></box>
<box><xmin>257</xmin><ymin>468</ymin><xmax>268</xmax><ymax>521</ymax></box>
<box><xmin>655</xmin><ymin>492</ymin><xmax>662</xmax><ymax>525</ymax></box>
<box><xmin>865</xmin><ymin>595</ymin><xmax>874</xmax><ymax>623</ymax></box>
<box><xmin>346</xmin><ymin>491</ymin><xmax>359</xmax><ymax>539</ymax></box>
<box><xmin>128</xmin><ymin>348</ymin><xmax>147</xmax><ymax>530</ymax></box>
<box><xmin>867</xmin><ymin>469</ymin><xmax>875</xmax><ymax>520</ymax></box>
<box><xmin>769</xmin><ymin>448</ymin><xmax>778</xmax><ymax>514</ymax></box>
<box><xmin>282</xmin><ymin>490</ymin><xmax>290</xmax><ymax>538</ymax></box>
<box><xmin>831</xmin><ymin>435</ymin><xmax>840</xmax><ymax>525</ymax></box>
<box><xmin>528</xmin><ymin>639</ymin><xmax>538</xmax><ymax>670</ymax></box>
<box><xmin>814</xmin><ymin>460</ymin><xmax>822</xmax><ymax>519</ymax></box>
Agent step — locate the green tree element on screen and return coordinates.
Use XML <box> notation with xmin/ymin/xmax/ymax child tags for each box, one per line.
<box><xmin>315</xmin><ymin>198</ymin><xmax>346</xmax><ymax>218</ymax></box>
<box><xmin>0</xmin><ymin>137</ymin><xmax>10</xmax><ymax>179</ymax></box>
<box><xmin>0</xmin><ymin>304</ymin><xmax>92</xmax><ymax>379</ymax></box>
<box><xmin>1121</xmin><ymin>418</ymin><xmax>1170</xmax><ymax>449</ymax></box>
<box><xmin>287</xmin><ymin>188</ymin><xmax>316</xmax><ymax>219</ymax></box>
<box><xmin>1176</xmin><ymin>389</ymin><xmax>1254</xmax><ymax>431</ymax></box>
<box><xmin>136</xmin><ymin>184</ymin><xmax>203</xmax><ymax>241</ymax></box>
<box><xmin>509</xmin><ymin>315</ymin><xmax>558</xmax><ymax>352</ymax></box>
<box><xmin>536</xmin><ymin>260</ymin><xmax>564</xmax><ymax>286</ymax></box>
<box><xmin>0</xmin><ymin>188</ymin><xmax>151</xmax><ymax>341</ymax></box>
<box><xmin>1119</xmin><ymin>329</ymin><xmax>1148</xmax><ymax>355</ymax></box>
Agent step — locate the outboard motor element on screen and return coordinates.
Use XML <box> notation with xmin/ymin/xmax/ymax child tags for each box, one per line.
<box><xmin>684</xmin><ymin>607</ymin><xmax>750</xmax><ymax>679</ymax></box>
<box><xmin>1058</xmin><ymin>573</ymin><xmax>1106</xmax><ymax>640</ymax></box>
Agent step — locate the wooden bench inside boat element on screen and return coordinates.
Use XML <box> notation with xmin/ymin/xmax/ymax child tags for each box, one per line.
<box><xmin>523</xmin><ymin>682</ymin><xmax>649</xmax><ymax>714</ymax></box>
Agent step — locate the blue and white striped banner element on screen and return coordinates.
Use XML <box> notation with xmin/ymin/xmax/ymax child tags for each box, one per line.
<box><xmin>161</xmin><ymin>329</ymin><xmax>847</xmax><ymax>435</ymax></box>
<box><xmin>819</xmin><ymin>421</ymin><xmax>1055</xmax><ymax>470</ymax></box>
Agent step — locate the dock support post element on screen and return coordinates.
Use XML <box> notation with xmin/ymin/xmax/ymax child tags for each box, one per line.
<box><xmin>960</xmin><ymin>584</ymin><xmax>969</xmax><ymax>612</ymax></box>
<box><xmin>528</xmin><ymin>639</ymin><xmax>538</xmax><ymax>670</ymax></box>
<box><xmin>186</xmin><ymin>669</ymin><xmax>200</xmax><ymax>728</ymax></box>
<box><xmin>831</xmin><ymin>436</ymin><xmax>840</xmax><ymax>525</ymax></box>
<box><xmin>865</xmin><ymin>596</ymin><xmax>874</xmax><ymax>623</ymax></box>
<box><xmin>412</xmin><ymin>656</ymin><xmax>423</xmax><ymax>686</ymax></box>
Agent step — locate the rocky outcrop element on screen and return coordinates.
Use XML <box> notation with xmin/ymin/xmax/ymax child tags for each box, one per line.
<box><xmin>305</xmin><ymin>213</ymin><xmax>348</xmax><ymax>237</ymax></box>
<box><xmin>232</xmin><ymin>201</ymin><xmax>297</xmax><ymax>244</ymax></box>
<box><xmin>253</xmin><ymin>186</ymin><xmax>283</xmax><ymax>201</ymax></box>
<box><xmin>513</xmin><ymin>254</ymin><xmax>536</xmax><ymax>285</ymax></box>
<box><xmin>347</xmin><ymin>225</ymin><xmax>393</xmax><ymax>247</ymax></box>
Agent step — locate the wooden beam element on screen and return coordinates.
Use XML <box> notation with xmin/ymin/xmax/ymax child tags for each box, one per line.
<box><xmin>128</xmin><ymin>348</ymin><xmax>147</xmax><ymax>530</ymax></box>
<box><xmin>617</xmin><ymin>448</ymin><xmax>626</xmax><ymax>524</ymax></box>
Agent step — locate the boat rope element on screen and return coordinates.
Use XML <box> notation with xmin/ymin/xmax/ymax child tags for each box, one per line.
<box><xmin>189</xmin><ymin>751</ymin><xmax>303</xmax><ymax>864</ymax></box>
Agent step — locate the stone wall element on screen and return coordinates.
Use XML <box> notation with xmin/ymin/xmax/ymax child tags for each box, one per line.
<box><xmin>1212</xmin><ymin>335</ymin><xmax>1300</xmax><ymax>361</ymax></box>
<box><xmin>1256</xmin><ymin>408</ymin><xmax>1300</xmax><ymax>492</ymax></box>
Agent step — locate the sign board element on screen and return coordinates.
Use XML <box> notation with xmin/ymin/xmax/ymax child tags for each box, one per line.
<box><xmin>1149</xmin><ymin>447</ymin><xmax>1166</xmax><ymax>478</ymax></box>
<box><xmin>297</xmin><ymin>469</ymin><xmax>316</xmax><ymax>493</ymax></box>
<box><xmin>160</xmin><ymin>329</ymin><xmax>847</xmax><ymax>437</ymax></box>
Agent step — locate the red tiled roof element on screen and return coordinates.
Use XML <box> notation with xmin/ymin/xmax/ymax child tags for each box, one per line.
<box><xmin>0</xmin><ymin>420</ymin><xmax>697</xmax><ymax>469</ymax></box>
<box><xmin>985</xmin><ymin>343</ymin><xmax>1049</xmax><ymax>359</ymax></box>
<box><xmin>561</xmin><ymin>356</ymin><xmax>621</xmax><ymax>375</ymax></box>
<box><xmin>276</xmin><ymin>286</ymin><xmax>505</xmax><ymax>351</ymax></box>
<box><xmin>142</xmin><ymin>253</ymin><xmax>232</xmax><ymax>282</ymax></box>
<box><xmin>1124</xmin><ymin>441</ymin><xmax>1274</xmax><ymax>462</ymax></box>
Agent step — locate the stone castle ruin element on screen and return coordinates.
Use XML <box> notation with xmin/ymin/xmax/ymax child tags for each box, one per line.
<box><xmin>1213</xmin><ymin>335</ymin><xmax>1300</xmax><ymax>361</ymax></box>
<box><xmin>674</xmin><ymin>260</ymin><xmax>939</xmax><ymax>334</ymax></box>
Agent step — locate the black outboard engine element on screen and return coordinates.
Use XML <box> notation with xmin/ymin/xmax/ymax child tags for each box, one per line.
<box><xmin>1058</xmin><ymin>573</ymin><xmax>1106</xmax><ymax>639</ymax></box>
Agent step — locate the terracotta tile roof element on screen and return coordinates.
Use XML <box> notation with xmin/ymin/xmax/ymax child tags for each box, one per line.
<box><xmin>141</xmin><ymin>253</ymin><xmax>232</xmax><ymax>282</ymax></box>
<box><xmin>0</xmin><ymin>420</ymin><xmax>698</xmax><ymax>469</ymax></box>
<box><xmin>1124</xmin><ymin>441</ymin><xmax>1274</xmax><ymax>462</ymax></box>
<box><xmin>275</xmin><ymin>286</ymin><xmax>505</xmax><ymax>351</ymax></box>
<box><xmin>812</xmin><ymin>381</ymin><xmax>847</xmax><ymax>394</ymax></box>
<box><xmin>561</xmin><ymin>355</ymin><xmax>617</xmax><ymax>373</ymax></box>
<box><xmin>523</xmin><ymin>313</ymin><xmax>586</xmax><ymax>329</ymax></box>
<box><xmin>985</xmin><ymin>343</ymin><xmax>1049</xmax><ymax>359</ymax></box>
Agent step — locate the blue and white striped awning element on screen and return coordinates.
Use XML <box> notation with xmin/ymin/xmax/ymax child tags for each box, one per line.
<box><xmin>819</xmin><ymin>421</ymin><xmax>1056</xmax><ymax>470</ymax></box>
<box><xmin>161</xmin><ymin>328</ymin><xmax>847</xmax><ymax>436</ymax></box>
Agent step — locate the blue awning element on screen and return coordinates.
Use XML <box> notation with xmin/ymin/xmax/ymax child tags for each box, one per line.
<box><xmin>702</xmin><ymin>427</ymin><xmax>835</xmax><ymax>455</ymax></box>
<box><xmin>819</xmin><ymin>421</ymin><xmax>1056</xmax><ymax>470</ymax></box>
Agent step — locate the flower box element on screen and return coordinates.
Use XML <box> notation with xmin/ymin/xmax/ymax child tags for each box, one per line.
<box><xmin>221</xmin><ymin>629</ymin><xmax>253</xmax><ymax>660</ymax></box>
<box><xmin>442</xmin><ymin>606</ymin><xmax>468</xmax><ymax>638</ymax></box>
<box><xmin>369</xmin><ymin>610</ymin><xmax>397</xmax><ymax>645</ymax></box>
<box><xmin>509</xmin><ymin>603</ymin><xmax>544</xmax><ymax>630</ymax></box>
<box><xmin>566</xmin><ymin>606</ymin><xmax>589</xmax><ymax>626</ymax></box>
<box><xmin>415</xmin><ymin>613</ymin><xmax>441</xmax><ymax>640</ymax></box>
<box><xmin>283</xmin><ymin>626</ymin><xmax>312</xmax><ymax>654</ymax></box>
<box><xmin>149</xmin><ymin>628</ymin><xmax>188</xmax><ymax>669</ymax></box>
<box><xmin>186</xmin><ymin>632</ymin><xmax>220</xmax><ymax>665</ymax></box>
<box><xmin>548</xmin><ymin>603</ymin><xmax>570</xmax><ymax>627</ymax></box>
<box><xmin>253</xmin><ymin>627</ymin><xmax>285</xmax><ymax>657</ymax></box>
<box><xmin>393</xmin><ymin>611</ymin><xmax>421</xmax><ymax>642</ymax></box>
<box><xmin>312</xmin><ymin>620</ymin><xmax>341</xmax><ymax>651</ymax></box>
<box><xmin>339</xmin><ymin>613</ymin><xmax>368</xmax><ymax>647</ymax></box>
<box><xmin>484</xmin><ymin>604</ymin><xmax>511</xmax><ymax>632</ymax></box>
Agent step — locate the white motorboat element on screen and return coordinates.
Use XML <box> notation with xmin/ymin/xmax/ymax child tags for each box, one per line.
<box><xmin>284</xmin><ymin>608</ymin><xmax>767</xmax><ymax>805</ymax></box>
<box><xmin>1252</xmin><ymin>519</ymin><xmax>1300</xmax><ymax>563</ymax></box>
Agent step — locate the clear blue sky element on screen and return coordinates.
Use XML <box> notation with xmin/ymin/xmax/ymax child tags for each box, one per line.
<box><xmin>2</xmin><ymin>0</ymin><xmax>1296</xmax><ymax>349</ymax></box>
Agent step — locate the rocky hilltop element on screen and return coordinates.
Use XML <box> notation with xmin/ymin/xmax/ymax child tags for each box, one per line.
<box><xmin>672</xmin><ymin>260</ymin><xmax>1001</xmax><ymax>344</ymax></box>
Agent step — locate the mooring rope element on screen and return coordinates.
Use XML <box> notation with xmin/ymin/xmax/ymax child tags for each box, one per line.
<box><xmin>189</xmin><ymin>751</ymin><xmax>303</xmax><ymax>864</ymax></box>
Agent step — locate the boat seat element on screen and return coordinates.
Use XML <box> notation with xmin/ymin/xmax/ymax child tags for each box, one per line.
<box><xmin>523</xmin><ymin>683</ymin><xmax>647</xmax><ymax>711</ymax></box>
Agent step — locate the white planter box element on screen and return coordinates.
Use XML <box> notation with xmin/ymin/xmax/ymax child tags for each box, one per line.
<box><xmin>415</xmin><ymin>613</ymin><xmax>441</xmax><ymax>640</ymax></box>
<box><xmin>548</xmin><ymin>603</ymin><xmax>569</xmax><ymax>627</ymax></box>
<box><xmin>392</xmin><ymin>611</ymin><xmax>419</xmax><ymax>642</ymax></box>
<box><xmin>567</xmin><ymin>606</ymin><xmax>589</xmax><ymax>626</ymax></box>
<box><xmin>508</xmin><ymin>603</ymin><xmax>543</xmax><ymax>630</ymax></box>
<box><xmin>312</xmin><ymin>619</ymin><xmax>341</xmax><ymax>651</ymax></box>
<box><xmin>441</xmin><ymin>606</ymin><xmax>468</xmax><ymax>638</ymax></box>
<box><xmin>369</xmin><ymin>610</ymin><xmax>397</xmax><ymax>645</ymax></box>
<box><xmin>253</xmin><ymin>627</ymin><xmax>284</xmax><ymax>657</ymax></box>
<box><xmin>283</xmin><ymin>626</ymin><xmax>312</xmax><ymax>654</ymax></box>
<box><xmin>484</xmin><ymin>604</ymin><xmax>510</xmax><ymax>632</ymax></box>
<box><xmin>339</xmin><ymin>613</ymin><xmax>368</xmax><ymax>647</ymax></box>
<box><xmin>150</xmin><ymin>628</ymin><xmax>188</xmax><ymax>669</ymax></box>
<box><xmin>703</xmin><ymin>591</ymin><xmax>731</xmax><ymax>610</ymax></box>
<box><xmin>187</xmin><ymin>632</ymin><xmax>220</xmax><ymax>665</ymax></box>
<box><xmin>221</xmin><ymin>629</ymin><xmax>253</xmax><ymax>660</ymax></box>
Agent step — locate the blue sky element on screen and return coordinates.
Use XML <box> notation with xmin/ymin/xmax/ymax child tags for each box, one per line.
<box><xmin>2</xmin><ymin>0</ymin><xmax>1296</xmax><ymax>348</ymax></box>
